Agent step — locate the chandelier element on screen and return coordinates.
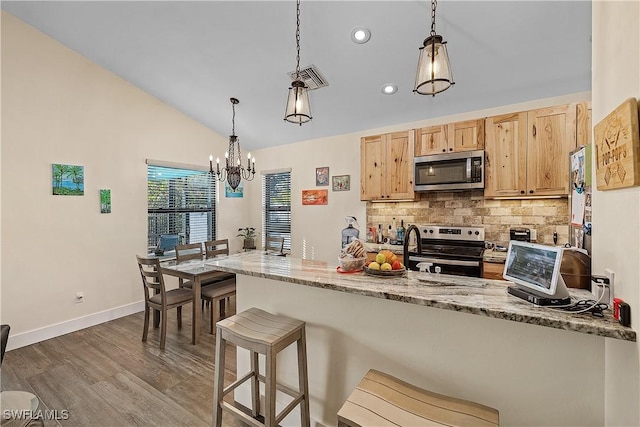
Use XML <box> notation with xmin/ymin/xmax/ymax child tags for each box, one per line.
<box><xmin>414</xmin><ymin>0</ymin><xmax>454</xmax><ymax>96</ymax></box>
<box><xmin>284</xmin><ymin>0</ymin><xmax>312</xmax><ymax>125</ymax></box>
<box><xmin>209</xmin><ymin>98</ymin><xmax>255</xmax><ymax>190</ymax></box>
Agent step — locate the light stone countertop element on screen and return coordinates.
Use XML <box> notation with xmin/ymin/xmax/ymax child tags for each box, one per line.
<box><xmin>204</xmin><ymin>252</ymin><xmax>636</xmax><ymax>342</ymax></box>
<box><xmin>483</xmin><ymin>248</ymin><xmax>508</xmax><ymax>263</ymax></box>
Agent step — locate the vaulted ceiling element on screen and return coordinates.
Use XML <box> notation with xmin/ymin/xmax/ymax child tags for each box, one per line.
<box><xmin>2</xmin><ymin>1</ymin><xmax>592</xmax><ymax>150</ymax></box>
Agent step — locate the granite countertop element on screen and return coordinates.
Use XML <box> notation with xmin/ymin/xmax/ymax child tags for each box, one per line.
<box><xmin>483</xmin><ymin>248</ymin><xmax>507</xmax><ymax>263</ymax></box>
<box><xmin>205</xmin><ymin>252</ymin><xmax>635</xmax><ymax>342</ymax></box>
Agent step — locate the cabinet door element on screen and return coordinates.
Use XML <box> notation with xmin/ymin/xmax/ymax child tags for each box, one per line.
<box><xmin>415</xmin><ymin>125</ymin><xmax>448</xmax><ymax>156</ymax></box>
<box><xmin>527</xmin><ymin>105</ymin><xmax>577</xmax><ymax>196</ymax></box>
<box><xmin>450</xmin><ymin>119</ymin><xmax>485</xmax><ymax>152</ymax></box>
<box><xmin>385</xmin><ymin>131</ymin><xmax>415</xmax><ymax>200</ymax></box>
<box><xmin>360</xmin><ymin>135</ymin><xmax>385</xmax><ymax>201</ymax></box>
<box><xmin>484</xmin><ymin>112</ymin><xmax>528</xmax><ymax>197</ymax></box>
<box><xmin>576</xmin><ymin>102</ymin><xmax>592</xmax><ymax>148</ymax></box>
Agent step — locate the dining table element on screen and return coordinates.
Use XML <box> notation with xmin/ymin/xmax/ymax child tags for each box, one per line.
<box><xmin>159</xmin><ymin>258</ymin><xmax>230</xmax><ymax>345</ymax></box>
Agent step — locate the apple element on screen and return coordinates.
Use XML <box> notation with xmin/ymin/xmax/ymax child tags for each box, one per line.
<box><xmin>375</xmin><ymin>253</ymin><xmax>386</xmax><ymax>264</ymax></box>
<box><xmin>368</xmin><ymin>261</ymin><xmax>381</xmax><ymax>270</ymax></box>
<box><xmin>380</xmin><ymin>262</ymin><xmax>392</xmax><ymax>271</ymax></box>
<box><xmin>391</xmin><ymin>260</ymin><xmax>402</xmax><ymax>270</ymax></box>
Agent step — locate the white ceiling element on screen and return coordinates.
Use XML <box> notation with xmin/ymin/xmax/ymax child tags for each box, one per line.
<box><xmin>2</xmin><ymin>1</ymin><xmax>592</xmax><ymax>150</ymax></box>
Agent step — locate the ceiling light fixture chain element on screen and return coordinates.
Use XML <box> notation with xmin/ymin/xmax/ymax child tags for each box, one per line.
<box><xmin>284</xmin><ymin>0</ymin><xmax>312</xmax><ymax>125</ymax></box>
<box><xmin>295</xmin><ymin>0</ymin><xmax>301</xmax><ymax>79</ymax></box>
<box><xmin>209</xmin><ymin>97</ymin><xmax>255</xmax><ymax>191</ymax></box>
<box><xmin>413</xmin><ymin>0</ymin><xmax>454</xmax><ymax>96</ymax></box>
<box><xmin>430</xmin><ymin>0</ymin><xmax>437</xmax><ymax>37</ymax></box>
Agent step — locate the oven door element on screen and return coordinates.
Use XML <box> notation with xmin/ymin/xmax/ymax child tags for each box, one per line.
<box><xmin>408</xmin><ymin>254</ymin><xmax>482</xmax><ymax>277</ymax></box>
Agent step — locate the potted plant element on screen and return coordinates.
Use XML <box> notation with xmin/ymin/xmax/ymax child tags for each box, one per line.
<box><xmin>237</xmin><ymin>227</ymin><xmax>258</xmax><ymax>250</ymax></box>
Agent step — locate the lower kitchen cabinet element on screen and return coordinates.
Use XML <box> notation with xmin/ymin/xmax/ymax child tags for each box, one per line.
<box><xmin>482</xmin><ymin>261</ymin><xmax>505</xmax><ymax>280</ymax></box>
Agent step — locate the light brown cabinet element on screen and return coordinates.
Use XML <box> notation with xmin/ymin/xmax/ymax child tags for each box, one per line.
<box><xmin>484</xmin><ymin>104</ymin><xmax>577</xmax><ymax>198</ymax></box>
<box><xmin>482</xmin><ymin>262</ymin><xmax>505</xmax><ymax>280</ymax></box>
<box><xmin>576</xmin><ymin>101</ymin><xmax>592</xmax><ymax>147</ymax></box>
<box><xmin>360</xmin><ymin>131</ymin><xmax>415</xmax><ymax>201</ymax></box>
<box><xmin>415</xmin><ymin>119</ymin><xmax>484</xmax><ymax>156</ymax></box>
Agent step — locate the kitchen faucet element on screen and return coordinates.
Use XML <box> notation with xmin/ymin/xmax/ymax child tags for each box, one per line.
<box><xmin>403</xmin><ymin>224</ymin><xmax>422</xmax><ymax>271</ymax></box>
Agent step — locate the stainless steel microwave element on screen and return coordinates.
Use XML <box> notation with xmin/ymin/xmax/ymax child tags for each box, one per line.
<box><xmin>414</xmin><ymin>150</ymin><xmax>484</xmax><ymax>191</ymax></box>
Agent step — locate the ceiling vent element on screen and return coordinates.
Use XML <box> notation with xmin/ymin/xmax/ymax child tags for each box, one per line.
<box><xmin>287</xmin><ymin>65</ymin><xmax>328</xmax><ymax>90</ymax></box>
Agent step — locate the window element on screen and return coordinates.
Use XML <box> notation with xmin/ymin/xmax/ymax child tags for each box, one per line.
<box><xmin>147</xmin><ymin>163</ymin><xmax>217</xmax><ymax>252</ymax></box>
<box><xmin>262</xmin><ymin>170</ymin><xmax>291</xmax><ymax>251</ymax></box>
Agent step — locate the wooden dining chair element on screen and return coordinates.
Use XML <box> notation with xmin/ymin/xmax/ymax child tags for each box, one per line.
<box><xmin>203</xmin><ymin>239</ymin><xmax>236</xmax><ymax>329</ymax></box>
<box><xmin>175</xmin><ymin>243</ymin><xmax>203</xmax><ymax>289</ymax></box>
<box><xmin>265</xmin><ymin>236</ymin><xmax>285</xmax><ymax>254</ymax></box>
<box><xmin>136</xmin><ymin>256</ymin><xmax>193</xmax><ymax>350</ymax></box>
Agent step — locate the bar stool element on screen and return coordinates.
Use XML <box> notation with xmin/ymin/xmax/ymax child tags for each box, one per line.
<box><xmin>338</xmin><ymin>369</ymin><xmax>499</xmax><ymax>427</ymax></box>
<box><xmin>212</xmin><ymin>307</ymin><xmax>310</xmax><ymax>427</ymax></box>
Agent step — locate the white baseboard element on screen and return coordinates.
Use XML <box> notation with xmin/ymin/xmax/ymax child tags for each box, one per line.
<box><xmin>6</xmin><ymin>301</ymin><xmax>145</xmax><ymax>351</ymax></box>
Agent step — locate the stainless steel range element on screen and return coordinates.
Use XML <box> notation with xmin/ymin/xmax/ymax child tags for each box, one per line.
<box><xmin>404</xmin><ymin>225</ymin><xmax>485</xmax><ymax>277</ymax></box>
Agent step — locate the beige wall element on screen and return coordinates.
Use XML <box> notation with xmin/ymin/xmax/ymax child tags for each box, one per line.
<box><xmin>0</xmin><ymin>12</ymin><xmax>249</xmax><ymax>345</ymax></box>
<box><xmin>592</xmin><ymin>1</ymin><xmax>640</xmax><ymax>425</ymax></box>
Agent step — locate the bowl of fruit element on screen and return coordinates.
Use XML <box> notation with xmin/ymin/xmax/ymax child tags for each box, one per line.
<box><xmin>364</xmin><ymin>250</ymin><xmax>406</xmax><ymax>277</ymax></box>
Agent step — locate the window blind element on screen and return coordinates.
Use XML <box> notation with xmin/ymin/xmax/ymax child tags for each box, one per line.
<box><xmin>262</xmin><ymin>171</ymin><xmax>291</xmax><ymax>251</ymax></box>
<box><xmin>147</xmin><ymin>164</ymin><xmax>217</xmax><ymax>251</ymax></box>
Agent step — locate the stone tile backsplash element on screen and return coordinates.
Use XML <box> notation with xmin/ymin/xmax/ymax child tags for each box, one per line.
<box><xmin>366</xmin><ymin>190</ymin><xmax>569</xmax><ymax>246</ymax></box>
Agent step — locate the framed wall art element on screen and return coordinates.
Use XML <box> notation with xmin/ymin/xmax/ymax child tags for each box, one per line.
<box><xmin>315</xmin><ymin>167</ymin><xmax>329</xmax><ymax>186</ymax></box>
<box><xmin>52</xmin><ymin>163</ymin><xmax>84</xmax><ymax>196</ymax></box>
<box><xmin>332</xmin><ymin>175</ymin><xmax>350</xmax><ymax>191</ymax></box>
<box><xmin>302</xmin><ymin>189</ymin><xmax>328</xmax><ymax>205</ymax></box>
<box><xmin>225</xmin><ymin>181</ymin><xmax>244</xmax><ymax>198</ymax></box>
<box><xmin>100</xmin><ymin>189</ymin><xmax>111</xmax><ymax>213</ymax></box>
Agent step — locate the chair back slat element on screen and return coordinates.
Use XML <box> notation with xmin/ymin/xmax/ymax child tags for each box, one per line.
<box><xmin>175</xmin><ymin>243</ymin><xmax>203</xmax><ymax>263</ymax></box>
<box><xmin>205</xmin><ymin>239</ymin><xmax>230</xmax><ymax>259</ymax></box>
<box><xmin>265</xmin><ymin>237</ymin><xmax>285</xmax><ymax>254</ymax></box>
<box><xmin>136</xmin><ymin>255</ymin><xmax>167</xmax><ymax>305</ymax></box>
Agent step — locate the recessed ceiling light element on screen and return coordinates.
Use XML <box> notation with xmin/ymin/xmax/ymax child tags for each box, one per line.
<box><xmin>381</xmin><ymin>84</ymin><xmax>398</xmax><ymax>95</ymax></box>
<box><xmin>351</xmin><ymin>27</ymin><xmax>371</xmax><ymax>44</ymax></box>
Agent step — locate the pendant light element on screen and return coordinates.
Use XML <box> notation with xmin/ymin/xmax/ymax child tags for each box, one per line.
<box><xmin>284</xmin><ymin>0</ymin><xmax>312</xmax><ymax>125</ymax></box>
<box><xmin>414</xmin><ymin>0</ymin><xmax>454</xmax><ymax>96</ymax></box>
<box><xmin>209</xmin><ymin>98</ymin><xmax>255</xmax><ymax>191</ymax></box>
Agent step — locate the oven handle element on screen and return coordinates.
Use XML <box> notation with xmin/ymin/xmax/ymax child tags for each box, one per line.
<box><xmin>409</xmin><ymin>255</ymin><xmax>480</xmax><ymax>267</ymax></box>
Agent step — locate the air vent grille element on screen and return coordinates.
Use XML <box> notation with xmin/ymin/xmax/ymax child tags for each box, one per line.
<box><xmin>287</xmin><ymin>64</ymin><xmax>328</xmax><ymax>90</ymax></box>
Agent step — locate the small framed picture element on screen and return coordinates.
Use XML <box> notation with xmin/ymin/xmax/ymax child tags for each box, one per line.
<box><xmin>332</xmin><ymin>175</ymin><xmax>350</xmax><ymax>191</ymax></box>
<box><xmin>316</xmin><ymin>167</ymin><xmax>329</xmax><ymax>186</ymax></box>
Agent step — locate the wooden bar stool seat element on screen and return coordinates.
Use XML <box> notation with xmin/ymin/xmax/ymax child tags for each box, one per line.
<box><xmin>212</xmin><ymin>307</ymin><xmax>310</xmax><ymax>427</ymax></box>
<box><xmin>338</xmin><ymin>369</ymin><xmax>499</xmax><ymax>427</ymax></box>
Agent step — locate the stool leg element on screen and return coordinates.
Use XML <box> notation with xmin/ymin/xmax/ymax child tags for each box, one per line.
<box><xmin>250</xmin><ymin>351</ymin><xmax>260</xmax><ymax>418</ymax></box>
<box><xmin>264</xmin><ymin>347</ymin><xmax>277</xmax><ymax>427</ymax></box>
<box><xmin>297</xmin><ymin>329</ymin><xmax>310</xmax><ymax>427</ymax></box>
<box><xmin>212</xmin><ymin>329</ymin><xmax>226</xmax><ymax>427</ymax></box>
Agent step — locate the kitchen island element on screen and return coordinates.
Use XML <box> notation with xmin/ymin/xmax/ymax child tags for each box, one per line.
<box><xmin>206</xmin><ymin>252</ymin><xmax>635</xmax><ymax>426</ymax></box>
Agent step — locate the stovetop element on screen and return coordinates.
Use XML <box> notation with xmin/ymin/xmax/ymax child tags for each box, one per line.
<box><xmin>411</xmin><ymin>225</ymin><xmax>485</xmax><ymax>260</ymax></box>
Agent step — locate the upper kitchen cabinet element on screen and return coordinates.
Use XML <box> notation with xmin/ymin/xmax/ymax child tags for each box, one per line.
<box><xmin>576</xmin><ymin>102</ymin><xmax>592</xmax><ymax>147</ymax></box>
<box><xmin>415</xmin><ymin>119</ymin><xmax>484</xmax><ymax>156</ymax></box>
<box><xmin>360</xmin><ymin>131</ymin><xmax>415</xmax><ymax>201</ymax></box>
<box><xmin>484</xmin><ymin>104</ymin><xmax>577</xmax><ymax>198</ymax></box>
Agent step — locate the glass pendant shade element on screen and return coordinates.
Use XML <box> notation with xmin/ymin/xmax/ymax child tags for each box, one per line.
<box><xmin>284</xmin><ymin>80</ymin><xmax>312</xmax><ymax>125</ymax></box>
<box><xmin>414</xmin><ymin>35</ymin><xmax>454</xmax><ymax>96</ymax></box>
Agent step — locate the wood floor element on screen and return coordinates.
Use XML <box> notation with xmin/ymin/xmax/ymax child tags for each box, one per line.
<box><xmin>1</xmin><ymin>300</ymin><xmax>249</xmax><ymax>427</ymax></box>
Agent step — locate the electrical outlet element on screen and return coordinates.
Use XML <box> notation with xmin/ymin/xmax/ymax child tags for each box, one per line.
<box><xmin>530</xmin><ymin>229</ymin><xmax>537</xmax><ymax>241</ymax></box>
<box><xmin>605</xmin><ymin>269</ymin><xmax>615</xmax><ymax>304</ymax></box>
<box><xmin>75</xmin><ymin>291</ymin><xmax>84</xmax><ymax>303</ymax></box>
